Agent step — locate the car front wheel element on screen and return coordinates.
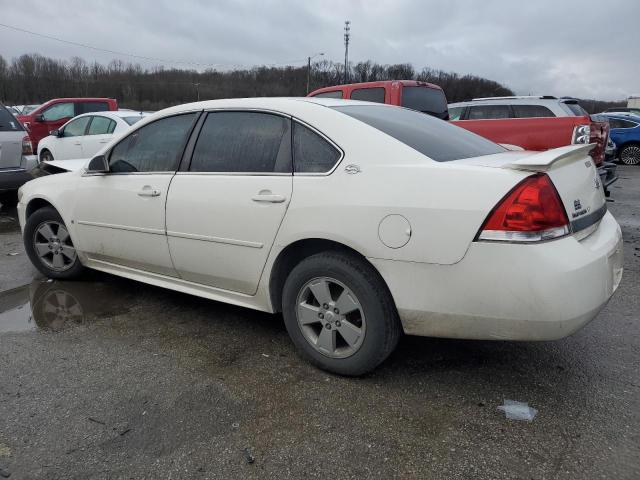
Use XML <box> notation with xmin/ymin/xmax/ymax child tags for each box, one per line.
<box><xmin>24</xmin><ymin>206</ymin><xmax>85</xmax><ymax>279</ymax></box>
<box><xmin>282</xmin><ymin>251</ymin><xmax>401</xmax><ymax>376</ymax></box>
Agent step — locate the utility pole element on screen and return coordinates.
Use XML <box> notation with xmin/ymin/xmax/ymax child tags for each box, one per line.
<box><xmin>306</xmin><ymin>52</ymin><xmax>324</xmax><ymax>94</ymax></box>
<box><xmin>194</xmin><ymin>82</ymin><xmax>200</xmax><ymax>101</ymax></box>
<box><xmin>344</xmin><ymin>20</ymin><xmax>351</xmax><ymax>83</ymax></box>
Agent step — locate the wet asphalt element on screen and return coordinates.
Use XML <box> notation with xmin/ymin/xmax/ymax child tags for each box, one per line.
<box><xmin>0</xmin><ymin>167</ymin><xmax>639</xmax><ymax>480</ymax></box>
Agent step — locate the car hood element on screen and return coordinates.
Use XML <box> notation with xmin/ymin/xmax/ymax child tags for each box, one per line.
<box><xmin>42</xmin><ymin>159</ymin><xmax>88</xmax><ymax>172</ymax></box>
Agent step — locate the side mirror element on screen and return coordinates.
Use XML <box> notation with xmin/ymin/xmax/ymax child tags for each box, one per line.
<box><xmin>50</xmin><ymin>129</ymin><xmax>62</xmax><ymax>137</ymax></box>
<box><xmin>34</xmin><ymin>114</ymin><xmax>45</xmax><ymax>122</ymax></box>
<box><xmin>86</xmin><ymin>155</ymin><xmax>109</xmax><ymax>173</ymax></box>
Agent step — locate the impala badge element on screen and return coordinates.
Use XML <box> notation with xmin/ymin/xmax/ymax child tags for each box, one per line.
<box><xmin>345</xmin><ymin>164</ymin><xmax>361</xmax><ymax>174</ymax></box>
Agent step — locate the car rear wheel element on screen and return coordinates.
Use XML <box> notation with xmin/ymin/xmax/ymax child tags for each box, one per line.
<box><xmin>619</xmin><ymin>144</ymin><xmax>640</xmax><ymax>165</ymax></box>
<box><xmin>24</xmin><ymin>206</ymin><xmax>85</xmax><ymax>279</ymax></box>
<box><xmin>282</xmin><ymin>251</ymin><xmax>401</xmax><ymax>376</ymax></box>
<box><xmin>40</xmin><ymin>150</ymin><xmax>54</xmax><ymax>163</ymax></box>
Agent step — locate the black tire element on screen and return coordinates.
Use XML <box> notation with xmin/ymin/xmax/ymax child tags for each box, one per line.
<box><xmin>619</xmin><ymin>144</ymin><xmax>640</xmax><ymax>166</ymax></box>
<box><xmin>0</xmin><ymin>192</ymin><xmax>18</xmax><ymax>208</ymax></box>
<box><xmin>24</xmin><ymin>206</ymin><xmax>85</xmax><ymax>280</ymax></box>
<box><xmin>282</xmin><ymin>251</ymin><xmax>401</xmax><ymax>376</ymax></box>
<box><xmin>40</xmin><ymin>149</ymin><xmax>54</xmax><ymax>163</ymax></box>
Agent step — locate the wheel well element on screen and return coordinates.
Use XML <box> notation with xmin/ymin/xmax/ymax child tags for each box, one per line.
<box><xmin>269</xmin><ymin>238</ymin><xmax>371</xmax><ymax>313</ymax></box>
<box><xmin>26</xmin><ymin>198</ymin><xmax>55</xmax><ymax>219</ymax></box>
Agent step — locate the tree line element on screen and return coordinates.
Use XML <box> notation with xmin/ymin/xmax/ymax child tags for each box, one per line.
<box><xmin>0</xmin><ymin>53</ymin><xmax>625</xmax><ymax>113</ymax></box>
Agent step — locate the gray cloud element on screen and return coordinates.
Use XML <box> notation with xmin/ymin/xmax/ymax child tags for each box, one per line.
<box><xmin>0</xmin><ymin>0</ymin><xmax>637</xmax><ymax>100</ymax></box>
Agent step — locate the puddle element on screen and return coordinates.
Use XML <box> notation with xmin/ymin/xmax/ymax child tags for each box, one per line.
<box><xmin>0</xmin><ymin>277</ymin><xmax>136</xmax><ymax>333</ymax></box>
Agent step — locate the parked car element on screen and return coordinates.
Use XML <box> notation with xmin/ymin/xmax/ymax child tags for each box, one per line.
<box><xmin>309</xmin><ymin>80</ymin><xmax>450</xmax><ymax>119</ymax></box>
<box><xmin>37</xmin><ymin>111</ymin><xmax>149</xmax><ymax>162</ymax></box>
<box><xmin>604</xmin><ymin>107</ymin><xmax>640</xmax><ymax>116</ymax></box>
<box><xmin>0</xmin><ymin>103</ymin><xmax>37</xmax><ymax>207</ymax></box>
<box><xmin>601</xmin><ymin>113</ymin><xmax>640</xmax><ymax>165</ymax></box>
<box><xmin>16</xmin><ymin>98</ymin><xmax>118</xmax><ymax>151</ymax></box>
<box><xmin>17</xmin><ymin>98</ymin><xmax>623</xmax><ymax>375</ymax></box>
<box><xmin>20</xmin><ymin>105</ymin><xmax>40</xmax><ymax>115</ymax></box>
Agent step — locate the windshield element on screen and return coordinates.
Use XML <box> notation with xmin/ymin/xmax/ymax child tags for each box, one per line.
<box><xmin>123</xmin><ymin>116</ymin><xmax>145</xmax><ymax>125</ymax></box>
<box><xmin>333</xmin><ymin>105</ymin><xmax>505</xmax><ymax>162</ymax></box>
<box><xmin>401</xmin><ymin>86</ymin><xmax>449</xmax><ymax>119</ymax></box>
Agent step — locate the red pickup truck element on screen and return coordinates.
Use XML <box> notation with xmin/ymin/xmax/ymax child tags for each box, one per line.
<box><xmin>17</xmin><ymin>97</ymin><xmax>118</xmax><ymax>150</ymax></box>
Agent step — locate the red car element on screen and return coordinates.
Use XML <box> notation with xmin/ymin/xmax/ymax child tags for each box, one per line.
<box><xmin>309</xmin><ymin>80</ymin><xmax>449</xmax><ymax>120</ymax></box>
<box><xmin>17</xmin><ymin>98</ymin><xmax>118</xmax><ymax>150</ymax></box>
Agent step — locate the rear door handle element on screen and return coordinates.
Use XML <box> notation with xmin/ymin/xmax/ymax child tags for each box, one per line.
<box><xmin>252</xmin><ymin>192</ymin><xmax>286</xmax><ymax>203</ymax></box>
<box><xmin>74</xmin><ymin>141</ymin><xmax>81</xmax><ymax>145</ymax></box>
<box><xmin>138</xmin><ymin>188</ymin><xmax>161</xmax><ymax>197</ymax></box>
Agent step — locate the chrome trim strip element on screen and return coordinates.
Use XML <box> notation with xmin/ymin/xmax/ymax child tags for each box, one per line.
<box><xmin>166</xmin><ymin>230</ymin><xmax>263</xmax><ymax>249</ymax></box>
<box><xmin>76</xmin><ymin>220</ymin><xmax>165</xmax><ymax>235</ymax></box>
<box><xmin>174</xmin><ymin>172</ymin><xmax>291</xmax><ymax>177</ymax></box>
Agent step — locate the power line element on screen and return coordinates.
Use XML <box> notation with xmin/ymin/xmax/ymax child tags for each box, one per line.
<box><xmin>0</xmin><ymin>22</ymin><xmax>310</xmax><ymax>70</ymax></box>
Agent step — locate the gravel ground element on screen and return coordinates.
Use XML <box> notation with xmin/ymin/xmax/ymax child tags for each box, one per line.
<box><xmin>0</xmin><ymin>167</ymin><xmax>638</xmax><ymax>479</ymax></box>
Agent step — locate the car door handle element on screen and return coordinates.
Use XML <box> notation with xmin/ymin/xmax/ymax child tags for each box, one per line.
<box><xmin>251</xmin><ymin>192</ymin><xmax>286</xmax><ymax>203</ymax></box>
<box><xmin>99</xmin><ymin>140</ymin><xmax>109</xmax><ymax>143</ymax></box>
<box><xmin>138</xmin><ymin>188</ymin><xmax>161</xmax><ymax>197</ymax></box>
<box><xmin>74</xmin><ymin>141</ymin><xmax>81</xmax><ymax>145</ymax></box>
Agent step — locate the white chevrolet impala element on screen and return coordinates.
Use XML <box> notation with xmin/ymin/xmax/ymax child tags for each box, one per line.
<box><xmin>17</xmin><ymin>98</ymin><xmax>623</xmax><ymax>375</ymax></box>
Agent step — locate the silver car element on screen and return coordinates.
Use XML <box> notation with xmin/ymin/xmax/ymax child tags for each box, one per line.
<box><xmin>0</xmin><ymin>104</ymin><xmax>37</xmax><ymax>207</ymax></box>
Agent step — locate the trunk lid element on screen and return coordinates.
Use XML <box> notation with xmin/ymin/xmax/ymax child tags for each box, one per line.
<box><xmin>460</xmin><ymin>144</ymin><xmax>607</xmax><ymax>235</ymax></box>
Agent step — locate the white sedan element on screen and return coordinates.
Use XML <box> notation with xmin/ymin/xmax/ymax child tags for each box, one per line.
<box><xmin>17</xmin><ymin>98</ymin><xmax>623</xmax><ymax>375</ymax></box>
<box><xmin>37</xmin><ymin>111</ymin><xmax>149</xmax><ymax>162</ymax></box>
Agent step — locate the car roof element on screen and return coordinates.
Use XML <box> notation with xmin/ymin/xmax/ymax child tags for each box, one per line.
<box><xmin>71</xmin><ymin>110</ymin><xmax>150</xmax><ymax>121</ymax></box>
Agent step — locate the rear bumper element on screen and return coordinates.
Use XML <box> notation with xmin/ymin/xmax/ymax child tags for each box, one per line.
<box><xmin>370</xmin><ymin>212</ymin><xmax>623</xmax><ymax>341</ymax></box>
<box><xmin>0</xmin><ymin>168</ymin><xmax>32</xmax><ymax>192</ymax></box>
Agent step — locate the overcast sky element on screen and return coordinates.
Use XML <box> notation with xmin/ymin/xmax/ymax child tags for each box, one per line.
<box><xmin>1</xmin><ymin>0</ymin><xmax>638</xmax><ymax>100</ymax></box>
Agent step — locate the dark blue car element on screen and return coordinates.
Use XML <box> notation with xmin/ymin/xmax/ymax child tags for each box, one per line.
<box><xmin>602</xmin><ymin>113</ymin><xmax>640</xmax><ymax>165</ymax></box>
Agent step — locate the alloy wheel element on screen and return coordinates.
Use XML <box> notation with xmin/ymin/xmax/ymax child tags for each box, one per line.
<box><xmin>33</xmin><ymin>221</ymin><xmax>77</xmax><ymax>271</ymax></box>
<box><xmin>620</xmin><ymin>145</ymin><xmax>640</xmax><ymax>165</ymax></box>
<box><xmin>296</xmin><ymin>276</ymin><xmax>366</xmax><ymax>358</ymax></box>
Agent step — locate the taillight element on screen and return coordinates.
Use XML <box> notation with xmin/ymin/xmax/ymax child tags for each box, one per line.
<box><xmin>22</xmin><ymin>135</ymin><xmax>33</xmax><ymax>155</ymax></box>
<box><xmin>572</xmin><ymin>124</ymin><xmax>591</xmax><ymax>144</ymax></box>
<box><xmin>477</xmin><ymin>173</ymin><xmax>570</xmax><ymax>242</ymax></box>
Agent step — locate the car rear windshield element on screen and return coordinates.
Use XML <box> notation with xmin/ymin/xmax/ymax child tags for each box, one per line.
<box><xmin>563</xmin><ymin>101</ymin><xmax>589</xmax><ymax>116</ymax></box>
<box><xmin>0</xmin><ymin>106</ymin><xmax>24</xmax><ymax>132</ymax></box>
<box><xmin>333</xmin><ymin>105</ymin><xmax>504</xmax><ymax>162</ymax></box>
<box><xmin>401</xmin><ymin>86</ymin><xmax>448</xmax><ymax>117</ymax></box>
<box><xmin>123</xmin><ymin>116</ymin><xmax>145</xmax><ymax>125</ymax></box>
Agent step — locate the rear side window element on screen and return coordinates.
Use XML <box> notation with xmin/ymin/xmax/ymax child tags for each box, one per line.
<box><xmin>610</xmin><ymin>119</ymin><xmax>638</xmax><ymax>129</ymax></box>
<box><xmin>333</xmin><ymin>105</ymin><xmax>505</xmax><ymax>162</ymax></box>
<box><xmin>312</xmin><ymin>91</ymin><xmax>343</xmax><ymax>99</ymax></box>
<box><xmin>88</xmin><ymin>116</ymin><xmax>116</xmax><ymax>135</ymax></box>
<box><xmin>467</xmin><ymin>105</ymin><xmax>511</xmax><ymax>120</ymax></box>
<box><xmin>401</xmin><ymin>86</ymin><xmax>448</xmax><ymax>117</ymax></box>
<box><xmin>109</xmin><ymin>113</ymin><xmax>196</xmax><ymax>173</ymax></box>
<box><xmin>190</xmin><ymin>111</ymin><xmax>291</xmax><ymax>173</ymax></box>
<box><xmin>512</xmin><ymin>105</ymin><xmax>555</xmax><ymax>118</ymax></box>
<box><xmin>448</xmin><ymin>106</ymin><xmax>464</xmax><ymax>121</ymax></box>
<box><xmin>76</xmin><ymin>102</ymin><xmax>109</xmax><ymax>115</ymax></box>
<box><xmin>563</xmin><ymin>102</ymin><xmax>588</xmax><ymax>116</ymax></box>
<box><xmin>293</xmin><ymin>122</ymin><xmax>341</xmax><ymax>173</ymax></box>
<box><xmin>350</xmin><ymin>88</ymin><xmax>385</xmax><ymax>104</ymax></box>
<box><xmin>0</xmin><ymin>106</ymin><xmax>23</xmax><ymax>131</ymax></box>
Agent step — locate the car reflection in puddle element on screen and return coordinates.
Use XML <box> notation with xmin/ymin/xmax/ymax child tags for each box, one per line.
<box><xmin>0</xmin><ymin>277</ymin><xmax>135</xmax><ymax>333</ymax></box>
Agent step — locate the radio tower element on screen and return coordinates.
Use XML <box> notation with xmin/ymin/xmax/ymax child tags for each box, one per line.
<box><xmin>344</xmin><ymin>20</ymin><xmax>351</xmax><ymax>83</ymax></box>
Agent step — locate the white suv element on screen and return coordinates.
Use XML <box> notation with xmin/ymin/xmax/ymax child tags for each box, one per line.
<box><xmin>448</xmin><ymin>96</ymin><xmax>589</xmax><ymax>120</ymax></box>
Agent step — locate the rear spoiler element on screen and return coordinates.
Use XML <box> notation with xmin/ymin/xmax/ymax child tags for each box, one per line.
<box><xmin>504</xmin><ymin>144</ymin><xmax>596</xmax><ymax>171</ymax></box>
